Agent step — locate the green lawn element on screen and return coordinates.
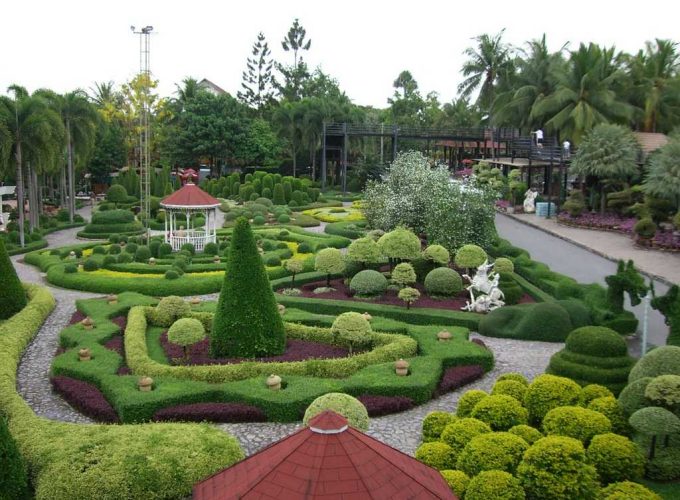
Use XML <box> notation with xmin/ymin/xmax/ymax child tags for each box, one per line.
<box><xmin>641</xmin><ymin>479</ymin><xmax>680</xmax><ymax>499</ymax></box>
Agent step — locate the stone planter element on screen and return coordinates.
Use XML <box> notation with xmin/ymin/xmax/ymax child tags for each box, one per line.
<box><xmin>278</xmin><ymin>304</ymin><xmax>286</xmax><ymax>316</ymax></box>
<box><xmin>78</xmin><ymin>348</ymin><xmax>91</xmax><ymax>362</ymax></box>
<box><xmin>395</xmin><ymin>359</ymin><xmax>409</xmax><ymax>376</ymax></box>
<box><xmin>266</xmin><ymin>374</ymin><xmax>282</xmax><ymax>391</ymax></box>
<box><xmin>190</xmin><ymin>296</ymin><xmax>201</xmax><ymax>305</ymax></box>
<box><xmin>81</xmin><ymin>317</ymin><xmax>94</xmax><ymax>330</ymax></box>
<box><xmin>437</xmin><ymin>330</ymin><xmax>452</xmax><ymax>342</ymax></box>
<box><xmin>148</xmin><ymin>257</ymin><xmax>156</xmax><ymax>266</ymax></box>
<box><xmin>106</xmin><ymin>294</ymin><xmax>118</xmax><ymax>305</ymax></box>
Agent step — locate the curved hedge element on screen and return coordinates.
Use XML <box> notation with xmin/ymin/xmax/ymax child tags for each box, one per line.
<box><xmin>478</xmin><ymin>301</ymin><xmax>577</xmax><ymax>342</ymax></box>
<box><xmin>0</xmin><ymin>285</ymin><xmax>243</xmax><ymax>500</ymax></box>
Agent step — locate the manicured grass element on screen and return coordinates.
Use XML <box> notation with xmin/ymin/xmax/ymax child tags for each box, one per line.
<box><xmin>639</xmin><ymin>480</ymin><xmax>680</xmax><ymax>499</ymax></box>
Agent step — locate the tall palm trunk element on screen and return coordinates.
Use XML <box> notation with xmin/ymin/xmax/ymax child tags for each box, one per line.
<box><xmin>66</xmin><ymin>120</ymin><xmax>75</xmax><ymax>223</ymax></box>
<box><xmin>14</xmin><ymin>142</ymin><xmax>25</xmax><ymax>247</ymax></box>
<box><xmin>26</xmin><ymin>162</ymin><xmax>36</xmax><ymax>232</ymax></box>
<box><xmin>60</xmin><ymin>166</ymin><xmax>67</xmax><ymax>207</ymax></box>
<box><xmin>33</xmin><ymin>167</ymin><xmax>41</xmax><ymax>229</ymax></box>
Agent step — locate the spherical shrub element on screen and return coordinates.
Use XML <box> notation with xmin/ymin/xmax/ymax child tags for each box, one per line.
<box><xmin>277</xmin><ymin>213</ymin><xmax>290</xmax><ymax>223</ymax></box>
<box><xmin>587</xmin><ymin>396</ymin><xmax>630</xmax><ymax>435</ymax></box>
<box><xmin>492</xmin><ymin>380</ymin><xmax>527</xmax><ymax>402</ymax></box>
<box><xmin>92</xmin><ymin>246</ymin><xmax>106</xmax><ymax>255</ymax></box>
<box><xmin>618</xmin><ymin>377</ymin><xmax>653</xmax><ymax>417</ymax></box>
<box><xmin>645</xmin><ymin>374</ymin><xmax>680</xmax><ymax>411</ymax></box>
<box><xmin>168</xmin><ymin>317</ymin><xmax>205</xmax><ymax>353</ymax></box>
<box><xmin>398</xmin><ymin>287</ymin><xmax>420</xmax><ymax>307</ymax></box>
<box><xmin>525</xmin><ymin>374</ymin><xmax>582</xmax><ymax>424</ymax></box>
<box><xmin>629</xmin><ymin>406</ymin><xmax>680</xmax><ymax>437</ymax></box>
<box><xmin>600</xmin><ymin>481</ymin><xmax>661</xmax><ymax>500</ymax></box>
<box><xmin>586</xmin><ymin>433</ymin><xmax>645</xmax><ymax>484</ymax></box>
<box><xmin>124</xmin><ymin>242</ymin><xmax>138</xmax><ymax>254</ymax></box>
<box><xmin>508</xmin><ymin>424</ymin><xmax>543</xmax><ymax>445</ymax></box>
<box><xmin>82</xmin><ymin>258</ymin><xmax>100</xmax><ymax>272</ymax></box>
<box><xmin>102</xmin><ymin>255</ymin><xmax>116</xmax><ymax>266</ymax></box>
<box><xmin>457</xmin><ymin>431</ymin><xmax>529</xmax><ymax>476</ymax></box>
<box><xmin>377</xmin><ymin>227</ymin><xmax>421</xmax><ymax>261</ymax></box>
<box><xmin>164</xmin><ymin>270</ymin><xmax>179</xmax><ymax>280</ymax></box>
<box><xmin>456</xmin><ymin>390</ymin><xmax>488</xmax><ymax>417</ymax></box>
<box><xmin>252</xmin><ymin>215</ymin><xmax>265</xmax><ymax>225</ymax></box>
<box><xmin>203</xmin><ymin>242</ymin><xmax>218</xmax><ymax>256</ymax></box>
<box><xmin>128</xmin><ymin>236</ymin><xmax>139</xmax><ymax>245</ymax></box>
<box><xmin>298</xmin><ymin>242</ymin><xmax>313</xmax><ymax>254</ymax></box>
<box><xmin>422</xmin><ymin>411</ymin><xmax>457</xmax><ymax>442</ymax></box>
<box><xmin>330</xmin><ymin>312</ymin><xmax>372</xmax><ymax>353</ymax></box>
<box><xmin>542</xmin><ymin>406</ymin><xmax>612</xmax><ymax>444</ymax></box>
<box><xmin>471</xmin><ymin>394</ymin><xmax>529</xmax><ymax>431</ymax></box>
<box><xmin>516</xmin><ymin>436</ymin><xmax>600</xmax><ymax>500</ymax></box>
<box><xmin>158</xmin><ymin>242</ymin><xmax>172</xmax><ymax>257</ymax></box>
<box><xmin>644</xmin><ymin>445</ymin><xmax>680</xmax><ymax>481</ymax></box>
<box><xmin>634</xmin><ymin>217</ymin><xmax>657</xmax><ymax>239</ymax></box>
<box><xmin>64</xmin><ymin>264</ymin><xmax>78</xmax><ymax>274</ymax></box>
<box><xmin>424</xmin><ymin>267</ymin><xmax>463</xmax><ymax>297</ymax></box>
<box><xmin>497</xmin><ymin>373</ymin><xmax>529</xmax><ymax>386</ymax></box>
<box><xmin>347</xmin><ymin>237</ymin><xmax>382</xmax><ymax>264</ymax></box>
<box><xmin>580</xmin><ymin>384</ymin><xmax>615</xmax><ymax>406</ymax></box>
<box><xmin>440</xmin><ymin>418</ymin><xmax>492</xmax><ymax>456</ymax></box>
<box><xmin>303</xmin><ymin>393</ymin><xmax>369</xmax><ymax>431</ymax></box>
<box><xmin>117</xmin><ymin>252</ymin><xmax>133</xmax><ymax>264</ymax></box>
<box><xmin>629</xmin><ymin>345</ymin><xmax>680</xmax><ymax>382</ymax></box>
<box><xmin>493</xmin><ymin>257</ymin><xmax>514</xmax><ymax>274</ymax></box>
<box><xmin>134</xmin><ymin>245</ymin><xmax>151</xmax><ymax>263</ymax></box>
<box><xmin>391</xmin><ymin>262</ymin><xmax>416</xmax><ymax>287</ymax></box>
<box><xmin>109</xmin><ymin>234</ymin><xmax>120</xmax><ymax>244</ymax></box>
<box><xmin>414</xmin><ymin>442</ymin><xmax>456</xmax><ymax>471</ymax></box>
<box><xmin>106</xmin><ymin>184</ymin><xmax>128</xmax><ymax>204</ymax></box>
<box><xmin>465</xmin><ymin>470</ymin><xmax>525</xmax><ymax>500</ymax></box>
<box><xmin>439</xmin><ymin>470</ymin><xmax>469</xmax><ymax>498</ymax></box>
<box><xmin>454</xmin><ymin>244</ymin><xmax>487</xmax><ymax>269</ymax></box>
<box><xmin>154</xmin><ymin>296</ymin><xmax>191</xmax><ymax>327</ymax></box>
<box><xmin>180</xmin><ymin>243</ymin><xmax>195</xmax><ymax>255</ymax></box>
<box><xmin>350</xmin><ymin>270</ymin><xmax>388</xmax><ymax>297</ymax></box>
<box><xmin>566</xmin><ymin>326</ymin><xmax>629</xmax><ymax>357</ymax></box>
<box><xmin>423</xmin><ymin>244</ymin><xmax>450</xmax><ymax>265</ymax></box>
<box><xmin>108</xmin><ymin>243</ymin><xmax>121</xmax><ymax>255</ymax></box>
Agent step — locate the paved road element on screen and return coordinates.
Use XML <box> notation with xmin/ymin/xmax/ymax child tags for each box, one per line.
<box><xmin>496</xmin><ymin>213</ymin><xmax>669</xmax><ymax>349</ymax></box>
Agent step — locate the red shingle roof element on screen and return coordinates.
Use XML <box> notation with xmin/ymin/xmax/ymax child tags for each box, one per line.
<box><xmin>160</xmin><ymin>183</ymin><xmax>220</xmax><ymax>208</ymax></box>
<box><xmin>193</xmin><ymin>411</ymin><xmax>456</xmax><ymax>500</ymax></box>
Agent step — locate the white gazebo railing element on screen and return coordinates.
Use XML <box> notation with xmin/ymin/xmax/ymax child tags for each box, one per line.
<box><xmin>168</xmin><ymin>230</ymin><xmax>216</xmax><ymax>252</ymax></box>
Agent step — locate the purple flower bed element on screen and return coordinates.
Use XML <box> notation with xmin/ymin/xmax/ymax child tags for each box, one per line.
<box><xmin>111</xmin><ymin>315</ymin><xmax>127</xmax><ymax>331</ymax></box>
<box><xmin>653</xmin><ymin>230</ymin><xmax>680</xmax><ymax>250</ymax></box>
<box><xmin>435</xmin><ymin>365</ymin><xmax>485</xmax><ymax>396</ymax></box>
<box><xmin>117</xmin><ymin>366</ymin><xmax>132</xmax><ymax>375</ymax></box>
<box><xmin>68</xmin><ymin>310</ymin><xmax>86</xmax><ymax>325</ymax></box>
<box><xmin>104</xmin><ymin>335</ymin><xmax>124</xmax><ymax>355</ymax></box>
<box><xmin>50</xmin><ymin>375</ymin><xmax>120</xmax><ymax>423</ymax></box>
<box><xmin>153</xmin><ymin>402</ymin><xmax>267</xmax><ymax>423</ymax></box>
<box><xmin>558</xmin><ymin>212</ymin><xmax>636</xmax><ymax>233</ymax></box>
<box><xmin>495</xmin><ymin>199</ymin><xmax>510</xmax><ymax>209</ymax></box>
<box><xmin>160</xmin><ymin>332</ymin><xmax>354</xmax><ymax>366</ymax></box>
<box><xmin>357</xmin><ymin>395</ymin><xmax>414</xmax><ymax>417</ymax></box>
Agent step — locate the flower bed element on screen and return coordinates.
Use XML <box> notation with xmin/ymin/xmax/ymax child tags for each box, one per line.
<box><xmin>50</xmin><ymin>375</ymin><xmax>119</xmax><ymax>423</ymax></box>
<box><xmin>153</xmin><ymin>402</ymin><xmax>268</xmax><ymax>423</ymax></box>
<box><xmin>557</xmin><ymin>212</ymin><xmax>636</xmax><ymax>232</ymax></box>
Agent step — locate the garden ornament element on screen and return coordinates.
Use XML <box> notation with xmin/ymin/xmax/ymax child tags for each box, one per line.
<box><xmin>524</xmin><ymin>189</ymin><xmax>538</xmax><ymax>213</ymax></box>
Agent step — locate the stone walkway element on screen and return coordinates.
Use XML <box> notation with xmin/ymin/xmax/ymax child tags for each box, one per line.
<box><xmin>12</xmin><ymin>203</ymin><xmax>563</xmax><ymax>457</ymax></box>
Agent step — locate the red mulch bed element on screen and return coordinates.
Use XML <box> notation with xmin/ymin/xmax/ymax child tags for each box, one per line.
<box><xmin>51</xmin><ymin>375</ymin><xmax>120</xmax><ymax>423</ymax></box>
<box><xmin>159</xmin><ymin>332</ymin><xmax>355</xmax><ymax>366</ymax></box>
<box><xmin>104</xmin><ymin>335</ymin><xmax>124</xmax><ymax>355</ymax></box>
<box><xmin>283</xmin><ymin>278</ymin><xmax>535</xmax><ymax>310</ymax></box>
<box><xmin>68</xmin><ymin>311</ymin><xmax>86</xmax><ymax>325</ymax></box>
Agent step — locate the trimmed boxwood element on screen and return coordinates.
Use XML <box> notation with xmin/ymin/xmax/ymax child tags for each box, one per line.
<box><xmin>478</xmin><ymin>301</ymin><xmax>575</xmax><ymax>342</ymax></box>
<box><xmin>424</xmin><ymin>267</ymin><xmax>463</xmax><ymax>297</ymax></box>
<box><xmin>0</xmin><ymin>239</ymin><xmax>27</xmax><ymax>319</ymax></box>
<box><xmin>349</xmin><ymin>270</ymin><xmax>388</xmax><ymax>297</ymax></box>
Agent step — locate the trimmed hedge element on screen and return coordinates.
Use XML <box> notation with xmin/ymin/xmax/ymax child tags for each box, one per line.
<box><xmin>478</xmin><ymin>301</ymin><xmax>576</xmax><ymax>342</ymax></box>
<box><xmin>0</xmin><ymin>239</ymin><xmax>27</xmax><ymax>319</ymax></box>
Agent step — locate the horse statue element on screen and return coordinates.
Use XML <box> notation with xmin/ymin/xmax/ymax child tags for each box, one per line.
<box><xmin>463</xmin><ymin>260</ymin><xmax>500</xmax><ymax>296</ymax></box>
<box><xmin>524</xmin><ymin>189</ymin><xmax>538</xmax><ymax>213</ymax></box>
<box><xmin>462</xmin><ymin>260</ymin><xmax>505</xmax><ymax>313</ymax></box>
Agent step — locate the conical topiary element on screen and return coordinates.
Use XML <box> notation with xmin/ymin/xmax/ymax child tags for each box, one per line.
<box><xmin>0</xmin><ymin>415</ymin><xmax>29</xmax><ymax>500</ymax></box>
<box><xmin>0</xmin><ymin>238</ymin><xmax>26</xmax><ymax>320</ymax></box>
<box><xmin>210</xmin><ymin>217</ymin><xmax>285</xmax><ymax>357</ymax></box>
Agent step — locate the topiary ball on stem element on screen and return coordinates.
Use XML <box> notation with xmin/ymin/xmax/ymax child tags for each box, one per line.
<box><xmin>454</xmin><ymin>244</ymin><xmax>487</xmax><ymax>270</ymax></box>
<box><xmin>330</xmin><ymin>312</ymin><xmax>372</xmax><ymax>354</ymax></box>
<box><xmin>211</xmin><ymin>217</ymin><xmax>285</xmax><ymax>358</ymax></box>
<box><xmin>167</xmin><ymin>318</ymin><xmax>206</xmax><ymax>362</ymax></box>
<box><xmin>303</xmin><ymin>393</ymin><xmax>369</xmax><ymax>431</ymax></box>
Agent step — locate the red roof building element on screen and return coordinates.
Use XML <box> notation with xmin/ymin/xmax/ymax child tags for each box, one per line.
<box><xmin>193</xmin><ymin>411</ymin><xmax>456</xmax><ymax>500</ymax></box>
<box><xmin>160</xmin><ymin>183</ymin><xmax>220</xmax><ymax>209</ymax></box>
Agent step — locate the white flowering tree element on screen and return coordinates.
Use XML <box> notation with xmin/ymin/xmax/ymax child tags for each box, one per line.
<box><xmin>363</xmin><ymin>151</ymin><xmax>496</xmax><ymax>252</ymax></box>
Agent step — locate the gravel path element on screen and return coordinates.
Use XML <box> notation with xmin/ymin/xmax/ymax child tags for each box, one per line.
<box><xmin>12</xmin><ymin>203</ymin><xmax>563</xmax><ymax>458</ymax></box>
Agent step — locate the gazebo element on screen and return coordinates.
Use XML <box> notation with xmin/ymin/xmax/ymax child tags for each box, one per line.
<box><xmin>160</xmin><ymin>182</ymin><xmax>220</xmax><ymax>252</ymax></box>
<box><xmin>193</xmin><ymin>411</ymin><xmax>456</xmax><ymax>499</ymax></box>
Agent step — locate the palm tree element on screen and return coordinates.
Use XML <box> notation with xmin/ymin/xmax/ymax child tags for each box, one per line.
<box><xmin>272</xmin><ymin>101</ymin><xmax>303</xmax><ymax>176</ymax></box>
<box><xmin>458</xmin><ymin>30</ymin><xmax>513</xmax><ymax>118</ymax></box>
<box><xmin>493</xmin><ymin>35</ymin><xmax>566</xmax><ymax>131</ymax></box>
<box><xmin>175</xmin><ymin>77</ymin><xmax>201</xmax><ymax>107</ymax></box>
<box><xmin>531</xmin><ymin>43</ymin><xmax>635</xmax><ymax>143</ymax></box>
<box><xmin>0</xmin><ymin>86</ymin><xmax>64</xmax><ymax>246</ymax></box>
<box><xmin>626</xmin><ymin>39</ymin><xmax>680</xmax><ymax>133</ymax></box>
<box><xmin>89</xmin><ymin>81</ymin><xmax>122</xmax><ymax>123</ymax></box>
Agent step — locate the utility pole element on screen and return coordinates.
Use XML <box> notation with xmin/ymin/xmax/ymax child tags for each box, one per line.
<box><xmin>131</xmin><ymin>25</ymin><xmax>153</xmax><ymax>244</ymax></box>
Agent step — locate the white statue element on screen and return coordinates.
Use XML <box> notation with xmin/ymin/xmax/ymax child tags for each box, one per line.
<box><xmin>461</xmin><ymin>260</ymin><xmax>505</xmax><ymax>313</ymax></box>
<box><xmin>523</xmin><ymin>189</ymin><xmax>538</xmax><ymax>213</ymax></box>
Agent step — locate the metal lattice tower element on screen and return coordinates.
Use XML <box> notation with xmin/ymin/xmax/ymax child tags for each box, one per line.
<box><xmin>131</xmin><ymin>25</ymin><xmax>153</xmax><ymax>243</ymax></box>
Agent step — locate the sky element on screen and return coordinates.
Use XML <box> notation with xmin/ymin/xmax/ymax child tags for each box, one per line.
<box><xmin>2</xmin><ymin>0</ymin><xmax>679</xmax><ymax>108</ymax></box>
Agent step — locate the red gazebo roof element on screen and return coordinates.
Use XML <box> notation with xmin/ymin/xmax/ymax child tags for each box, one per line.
<box><xmin>160</xmin><ymin>183</ymin><xmax>220</xmax><ymax>209</ymax></box>
<box><xmin>193</xmin><ymin>411</ymin><xmax>456</xmax><ymax>500</ymax></box>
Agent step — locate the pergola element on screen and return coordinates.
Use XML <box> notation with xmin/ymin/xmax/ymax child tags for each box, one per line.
<box><xmin>159</xmin><ymin>182</ymin><xmax>219</xmax><ymax>252</ymax></box>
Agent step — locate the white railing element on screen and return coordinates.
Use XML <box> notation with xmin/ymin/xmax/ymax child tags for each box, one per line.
<box><xmin>168</xmin><ymin>231</ymin><xmax>216</xmax><ymax>252</ymax></box>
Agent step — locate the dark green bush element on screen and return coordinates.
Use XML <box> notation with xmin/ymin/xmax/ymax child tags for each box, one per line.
<box><xmin>102</xmin><ymin>255</ymin><xmax>116</xmax><ymax>266</ymax></box>
<box><xmin>0</xmin><ymin>239</ymin><xmax>27</xmax><ymax>319</ymax></box>
<box><xmin>117</xmin><ymin>253</ymin><xmax>133</xmax><ymax>264</ymax></box>
<box><xmin>64</xmin><ymin>264</ymin><xmax>78</xmax><ymax>274</ymax></box>
<box><xmin>181</xmin><ymin>243</ymin><xmax>195</xmax><ymax>255</ymax></box>
<box><xmin>265</xmin><ymin>255</ymin><xmax>281</xmax><ymax>267</ymax></box>
<box><xmin>424</xmin><ymin>267</ymin><xmax>463</xmax><ymax>297</ymax></box>
<box><xmin>83</xmin><ymin>259</ymin><xmax>100</xmax><ymax>272</ymax></box>
<box><xmin>628</xmin><ymin>345</ymin><xmax>680</xmax><ymax>382</ymax></box>
<box><xmin>124</xmin><ymin>242</ymin><xmax>138</xmax><ymax>254</ymax></box>
<box><xmin>164</xmin><ymin>270</ymin><xmax>179</xmax><ymax>280</ymax></box>
<box><xmin>92</xmin><ymin>245</ymin><xmax>106</xmax><ymax>255</ymax></box>
<box><xmin>566</xmin><ymin>326</ymin><xmax>629</xmax><ymax>357</ymax></box>
<box><xmin>634</xmin><ymin>218</ymin><xmax>657</xmax><ymax>239</ymax></box>
<box><xmin>0</xmin><ymin>415</ymin><xmax>28</xmax><ymax>499</ymax></box>
<box><xmin>159</xmin><ymin>243</ymin><xmax>172</xmax><ymax>257</ymax></box>
<box><xmin>297</xmin><ymin>242</ymin><xmax>312</xmax><ymax>253</ymax></box>
<box><xmin>498</xmin><ymin>272</ymin><xmax>523</xmax><ymax>305</ymax></box>
<box><xmin>108</xmin><ymin>244</ymin><xmax>121</xmax><ymax>255</ymax></box>
<box><xmin>211</xmin><ymin>217</ymin><xmax>285</xmax><ymax>357</ymax></box>
<box><xmin>479</xmin><ymin>302</ymin><xmax>574</xmax><ymax>342</ymax></box>
<box><xmin>277</xmin><ymin>213</ymin><xmax>290</xmax><ymax>223</ymax></box>
<box><xmin>134</xmin><ymin>246</ymin><xmax>152</xmax><ymax>263</ymax></box>
<box><xmin>149</xmin><ymin>240</ymin><xmax>161</xmax><ymax>258</ymax></box>
<box><xmin>203</xmin><ymin>242</ymin><xmax>218</xmax><ymax>256</ymax></box>
<box><xmin>618</xmin><ymin>377</ymin><xmax>653</xmax><ymax>417</ymax></box>
<box><xmin>91</xmin><ymin>209</ymin><xmax>134</xmax><ymax>224</ymax></box>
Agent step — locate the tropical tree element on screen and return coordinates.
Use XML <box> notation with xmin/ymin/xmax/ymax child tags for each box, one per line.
<box><xmin>272</xmin><ymin>100</ymin><xmax>303</xmax><ymax>175</ymax></box>
<box><xmin>643</xmin><ymin>136</ymin><xmax>680</xmax><ymax>208</ymax></box>
<box><xmin>531</xmin><ymin>43</ymin><xmax>635</xmax><ymax>143</ymax></box>
<box><xmin>458</xmin><ymin>30</ymin><xmax>513</xmax><ymax>119</ymax></box>
<box><xmin>0</xmin><ymin>86</ymin><xmax>64</xmax><ymax>245</ymax></box>
<box><xmin>174</xmin><ymin>77</ymin><xmax>202</xmax><ymax>108</ymax></box>
<box><xmin>275</xmin><ymin>18</ymin><xmax>312</xmax><ymax>101</ymax></box>
<box><xmin>238</xmin><ymin>32</ymin><xmax>276</xmax><ymax>113</ymax></box>
<box><xmin>89</xmin><ymin>81</ymin><xmax>123</xmax><ymax>123</ymax></box>
<box><xmin>570</xmin><ymin>124</ymin><xmax>640</xmax><ymax>213</ymax></box>
<box><xmin>627</xmin><ymin>39</ymin><xmax>680</xmax><ymax>133</ymax></box>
